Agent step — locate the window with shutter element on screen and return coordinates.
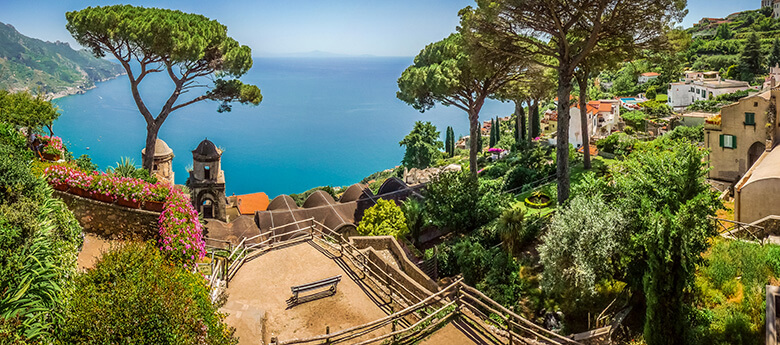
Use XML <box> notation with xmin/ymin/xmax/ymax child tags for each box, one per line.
<box><xmin>745</xmin><ymin>112</ymin><xmax>755</xmax><ymax>125</ymax></box>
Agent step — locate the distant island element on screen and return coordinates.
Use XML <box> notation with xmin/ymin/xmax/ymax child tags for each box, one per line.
<box><xmin>0</xmin><ymin>22</ymin><xmax>124</xmax><ymax>98</ymax></box>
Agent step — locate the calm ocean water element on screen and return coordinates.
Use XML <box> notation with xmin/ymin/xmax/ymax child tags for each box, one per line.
<box><xmin>53</xmin><ymin>57</ymin><xmax>514</xmax><ymax>197</ymax></box>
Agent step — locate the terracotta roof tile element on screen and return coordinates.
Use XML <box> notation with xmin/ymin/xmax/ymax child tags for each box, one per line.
<box><xmin>236</xmin><ymin>192</ymin><xmax>270</xmax><ymax>214</ymax></box>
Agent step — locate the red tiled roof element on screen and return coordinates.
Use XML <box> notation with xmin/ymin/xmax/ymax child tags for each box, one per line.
<box><xmin>641</xmin><ymin>72</ymin><xmax>660</xmax><ymax>77</ymax></box>
<box><xmin>236</xmin><ymin>192</ymin><xmax>270</xmax><ymax>215</ymax></box>
<box><xmin>577</xmin><ymin>145</ymin><xmax>598</xmax><ymax>156</ymax></box>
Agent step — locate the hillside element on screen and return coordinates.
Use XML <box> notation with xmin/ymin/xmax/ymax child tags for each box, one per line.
<box><xmin>686</xmin><ymin>8</ymin><xmax>780</xmax><ymax>72</ymax></box>
<box><xmin>0</xmin><ymin>22</ymin><xmax>124</xmax><ymax>97</ymax></box>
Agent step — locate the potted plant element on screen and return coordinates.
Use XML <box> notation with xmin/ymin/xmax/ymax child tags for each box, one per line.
<box><xmin>43</xmin><ymin>165</ymin><xmax>70</xmax><ymax>192</ymax></box>
<box><xmin>114</xmin><ymin>178</ymin><xmax>144</xmax><ymax>209</ymax></box>
<box><xmin>89</xmin><ymin>174</ymin><xmax>116</xmax><ymax>203</ymax></box>
<box><xmin>143</xmin><ymin>183</ymin><xmax>169</xmax><ymax>212</ymax></box>
<box><xmin>39</xmin><ymin>136</ymin><xmax>64</xmax><ymax>161</ymax></box>
<box><xmin>524</xmin><ymin>191</ymin><xmax>552</xmax><ymax>209</ymax></box>
<box><xmin>68</xmin><ymin>170</ymin><xmax>94</xmax><ymax>198</ymax></box>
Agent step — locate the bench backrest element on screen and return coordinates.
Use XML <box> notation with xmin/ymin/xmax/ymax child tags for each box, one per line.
<box><xmin>291</xmin><ymin>275</ymin><xmax>342</xmax><ymax>292</ymax></box>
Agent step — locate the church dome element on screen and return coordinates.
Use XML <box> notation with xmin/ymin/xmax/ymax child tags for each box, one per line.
<box><xmin>192</xmin><ymin>138</ymin><xmax>221</xmax><ymax>160</ymax></box>
<box><xmin>141</xmin><ymin>138</ymin><xmax>173</xmax><ymax>158</ymax></box>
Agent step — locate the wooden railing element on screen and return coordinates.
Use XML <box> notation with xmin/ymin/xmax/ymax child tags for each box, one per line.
<box><xmin>710</xmin><ymin>216</ymin><xmax>765</xmax><ymax>244</ymax></box>
<box><xmin>270</xmin><ymin>279</ymin><xmax>582</xmax><ymax>345</ymax></box>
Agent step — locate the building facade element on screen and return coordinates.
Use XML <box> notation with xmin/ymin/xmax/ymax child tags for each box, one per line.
<box><xmin>188</xmin><ymin>138</ymin><xmax>227</xmax><ymax>221</ymax></box>
<box><xmin>668</xmin><ymin>72</ymin><xmax>751</xmax><ymax>110</ymax></box>
<box><xmin>704</xmin><ymin>90</ymin><xmax>774</xmax><ymax>182</ymax></box>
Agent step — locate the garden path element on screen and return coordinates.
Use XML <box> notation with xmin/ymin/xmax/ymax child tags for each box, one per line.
<box><xmin>77</xmin><ymin>233</ymin><xmax>121</xmax><ymax>270</ymax></box>
<box><xmin>418</xmin><ymin>318</ymin><xmax>503</xmax><ymax>345</ymax></box>
<box><xmin>222</xmin><ymin>241</ymin><xmax>391</xmax><ymax>344</ymax></box>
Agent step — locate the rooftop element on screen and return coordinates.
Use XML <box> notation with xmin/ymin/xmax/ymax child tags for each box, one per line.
<box><xmin>235</xmin><ymin>192</ymin><xmax>270</xmax><ymax>214</ymax></box>
<box><xmin>141</xmin><ymin>138</ymin><xmax>173</xmax><ymax>158</ymax></box>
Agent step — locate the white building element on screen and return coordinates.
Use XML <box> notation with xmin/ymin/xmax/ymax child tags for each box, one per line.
<box><xmin>667</xmin><ymin>72</ymin><xmax>751</xmax><ymax>111</ymax></box>
<box><xmin>638</xmin><ymin>72</ymin><xmax>660</xmax><ymax>84</ymax></box>
<box><xmin>548</xmin><ymin>100</ymin><xmax>621</xmax><ymax>147</ymax></box>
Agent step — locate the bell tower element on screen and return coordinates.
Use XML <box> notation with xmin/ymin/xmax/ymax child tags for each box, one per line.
<box><xmin>188</xmin><ymin>138</ymin><xmax>227</xmax><ymax>221</ymax></box>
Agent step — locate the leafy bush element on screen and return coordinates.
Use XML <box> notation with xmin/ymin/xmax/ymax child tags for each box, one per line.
<box><xmin>424</xmin><ymin>172</ymin><xmax>481</xmax><ymax>231</ymax></box>
<box><xmin>622</xmin><ymin>111</ymin><xmax>648</xmax><ymax>131</ymax></box>
<box><xmin>58</xmin><ymin>243</ymin><xmax>237</xmax><ymax>345</ymax></box>
<box><xmin>357</xmin><ymin>199</ymin><xmax>408</xmax><ymax>238</ymax></box>
<box><xmin>74</xmin><ymin>154</ymin><xmax>97</xmax><ymax>172</ymax></box>
<box><xmin>596</xmin><ymin>133</ymin><xmax>637</xmax><ymax>156</ymax></box>
<box><xmin>665</xmin><ymin>125</ymin><xmax>704</xmax><ymax>143</ymax></box>
<box><xmin>502</xmin><ymin>166</ymin><xmax>539</xmax><ymax>192</ymax></box>
<box><xmin>483</xmin><ymin>161</ymin><xmax>510</xmax><ymax>179</ymax></box>
<box><xmin>399</xmin><ymin>121</ymin><xmax>443</xmax><ymax>169</ymax></box>
<box><xmin>638</xmin><ymin>100</ymin><xmax>673</xmax><ymax>117</ymax></box>
<box><xmin>687</xmin><ymin>100</ymin><xmax>732</xmax><ymax>113</ymax></box>
<box><xmin>0</xmin><ymin>124</ymin><xmax>82</xmax><ymax>342</ymax></box>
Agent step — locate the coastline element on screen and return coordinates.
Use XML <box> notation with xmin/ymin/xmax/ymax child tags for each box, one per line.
<box><xmin>49</xmin><ymin>72</ymin><xmax>126</xmax><ymax>100</ymax></box>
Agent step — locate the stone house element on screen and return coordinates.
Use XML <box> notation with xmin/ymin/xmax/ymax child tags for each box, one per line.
<box><xmin>705</xmin><ymin>90</ymin><xmax>773</xmax><ymax>183</ymax></box>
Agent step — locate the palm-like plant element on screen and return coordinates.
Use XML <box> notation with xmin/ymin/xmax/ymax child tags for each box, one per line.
<box><xmin>496</xmin><ymin>204</ymin><xmax>526</xmax><ymax>254</ymax></box>
<box><xmin>402</xmin><ymin>198</ymin><xmax>425</xmax><ymax>244</ymax></box>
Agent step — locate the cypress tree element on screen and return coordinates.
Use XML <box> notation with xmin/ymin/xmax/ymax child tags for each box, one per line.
<box><xmin>444</xmin><ymin>126</ymin><xmax>454</xmax><ymax>157</ymax></box>
<box><xmin>738</xmin><ymin>32</ymin><xmax>763</xmax><ymax>82</ymax></box>
<box><xmin>769</xmin><ymin>38</ymin><xmax>780</xmax><ymax>69</ymax></box>
<box><xmin>489</xmin><ymin>118</ymin><xmax>496</xmax><ymax>147</ymax></box>
<box><xmin>495</xmin><ymin>116</ymin><xmax>501</xmax><ymax>142</ymax></box>
<box><xmin>448</xmin><ymin>126</ymin><xmax>455</xmax><ymax>157</ymax></box>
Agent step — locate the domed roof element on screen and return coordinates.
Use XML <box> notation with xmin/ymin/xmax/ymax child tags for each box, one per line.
<box><xmin>192</xmin><ymin>138</ymin><xmax>221</xmax><ymax>160</ymax></box>
<box><xmin>141</xmin><ymin>139</ymin><xmax>173</xmax><ymax>158</ymax></box>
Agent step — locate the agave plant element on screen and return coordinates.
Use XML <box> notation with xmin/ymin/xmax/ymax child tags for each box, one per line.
<box><xmin>107</xmin><ymin>157</ymin><xmax>138</xmax><ymax>178</ymax></box>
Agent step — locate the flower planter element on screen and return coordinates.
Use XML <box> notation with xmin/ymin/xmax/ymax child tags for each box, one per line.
<box><xmin>41</xmin><ymin>152</ymin><xmax>60</xmax><ymax>161</ymax></box>
<box><xmin>70</xmin><ymin>187</ymin><xmax>90</xmax><ymax>198</ymax></box>
<box><xmin>90</xmin><ymin>192</ymin><xmax>115</xmax><ymax>204</ymax></box>
<box><xmin>143</xmin><ymin>200</ymin><xmax>165</xmax><ymax>212</ymax></box>
<box><xmin>525</xmin><ymin>193</ymin><xmax>552</xmax><ymax>209</ymax></box>
<box><xmin>52</xmin><ymin>183</ymin><xmax>69</xmax><ymax>192</ymax></box>
<box><xmin>116</xmin><ymin>198</ymin><xmax>141</xmax><ymax>209</ymax></box>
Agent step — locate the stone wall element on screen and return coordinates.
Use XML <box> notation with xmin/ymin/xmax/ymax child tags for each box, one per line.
<box><xmin>54</xmin><ymin>190</ymin><xmax>160</xmax><ymax>240</ymax></box>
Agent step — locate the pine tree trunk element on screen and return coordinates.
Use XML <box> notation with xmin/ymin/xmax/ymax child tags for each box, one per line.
<box><xmin>468</xmin><ymin>109</ymin><xmax>481</xmax><ymax>175</ymax></box>
<box><xmin>556</xmin><ymin>69</ymin><xmax>574</xmax><ymax>203</ymax></box>
<box><xmin>142</xmin><ymin>124</ymin><xmax>160</xmax><ymax>172</ymax></box>
<box><xmin>578</xmin><ymin>70</ymin><xmax>592</xmax><ymax>170</ymax></box>
<box><xmin>530</xmin><ymin>100</ymin><xmax>540</xmax><ymax>139</ymax></box>
<box><xmin>515</xmin><ymin>101</ymin><xmax>526</xmax><ymax>143</ymax></box>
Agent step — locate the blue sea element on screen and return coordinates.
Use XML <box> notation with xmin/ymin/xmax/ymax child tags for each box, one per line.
<box><xmin>53</xmin><ymin>57</ymin><xmax>514</xmax><ymax>197</ymax></box>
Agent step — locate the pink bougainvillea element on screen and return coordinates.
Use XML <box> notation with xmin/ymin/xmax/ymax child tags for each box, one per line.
<box><xmin>158</xmin><ymin>188</ymin><xmax>206</xmax><ymax>264</ymax></box>
<box><xmin>43</xmin><ymin>164</ymin><xmax>206</xmax><ymax>265</ymax></box>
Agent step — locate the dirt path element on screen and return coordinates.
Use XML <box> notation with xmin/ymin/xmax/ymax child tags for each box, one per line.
<box><xmin>418</xmin><ymin>318</ymin><xmax>503</xmax><ymax>345</ymax></box>
<box><xmin>77</xmin><ymin>233</ymin><xmax>121</xmax><ymax>270</ymax></box>
<box><xmin>223</xmin><ymin>241</ymin><xmax>391</xmax><ymax>344</ymax></box>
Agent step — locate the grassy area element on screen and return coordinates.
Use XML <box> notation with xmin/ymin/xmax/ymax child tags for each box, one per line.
<box><xmin>512</xmin><ymin>155</ymin><xmax>618</xmax><ymax>216</ymax></box>
<box><xmin>656</xmin><ymin>94</ymin><xmax>668</xmax><ymax>102</ymax></box>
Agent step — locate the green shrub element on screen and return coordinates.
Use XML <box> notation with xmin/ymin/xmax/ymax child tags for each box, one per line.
<box><xmin>0</xmin><ymin>124</ymin><xmax>82</xmax><ymax>342</ymax></box>
<box><xmin>74</xmin><ymin>154</ymin><xmax>97</xmax><ymax>172</ymax></box>
<box><xmin>502</xmin><ymin>166</ymin><xmax>539</xmax><ymax>192</ymax></box>
<box><xmin>58</xmin><ymin>242</ymin><xmax>237</xmax><ymax>345</ymax></box>
<box><xmin>622</xmin><ymin>111</ymin><xmax>648</xmax><ymax>131</ymax></box>
<box><xmin>402</xmin><ymin>198</ymin><xmax>425</xmax><ymax>243</ymax></box>
<box><xmin>483</xmin><ymin>162</ymin><xmax>510</xmax><ymax>179</ymax></box>
<box><xmin>357</xmin><ymin>199</ymin><xmax>408</xmax><ymax>238</ymax></box>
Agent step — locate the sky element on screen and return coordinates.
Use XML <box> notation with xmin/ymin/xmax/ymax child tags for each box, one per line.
<box><xmin>0</xmin><ymin>0</ymin><xmax>763</xmax><ymax>57</ymax></box>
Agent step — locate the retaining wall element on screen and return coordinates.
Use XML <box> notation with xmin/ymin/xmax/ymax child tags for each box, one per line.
<box><xmin>54</xmin><ymin>190</ymin><xmax>160</xmax><ymax>240</ymax></box>
<box><xmin>349</xmin><ymin>236</ymin><xmax>439</xmax><ymax>300</ymax></box>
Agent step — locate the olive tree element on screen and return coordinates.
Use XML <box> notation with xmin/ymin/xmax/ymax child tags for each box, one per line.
<box><xmin>66</xmin><ymin>5</ymin><xmax>262</xmax><ymax>172</ymax></box>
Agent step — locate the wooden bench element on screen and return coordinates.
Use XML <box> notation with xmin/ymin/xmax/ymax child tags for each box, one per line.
<box><xmin>288</xmin><ymin>275</ymin><xmax>342</xmax><ymax>306</ymax></box>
